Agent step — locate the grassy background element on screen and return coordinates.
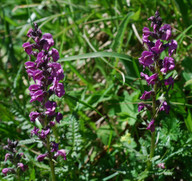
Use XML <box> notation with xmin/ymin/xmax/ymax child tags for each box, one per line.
<box><xmin>0</xmin><ymin>0</ymin><xmax>192</xmax><ymax>180</ymax></box>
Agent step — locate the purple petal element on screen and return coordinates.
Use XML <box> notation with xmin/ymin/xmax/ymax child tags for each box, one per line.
<box><xmin>147</xmin><ymin>119</ymin><xmax>155</xmax><ymax>132</ymax></box>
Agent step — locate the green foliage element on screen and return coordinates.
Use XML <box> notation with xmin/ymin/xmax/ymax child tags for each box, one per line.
<box><xmin>0</xmin><ymin>0</ymin><xmax>192</xmax><ymax>180</ymax></box>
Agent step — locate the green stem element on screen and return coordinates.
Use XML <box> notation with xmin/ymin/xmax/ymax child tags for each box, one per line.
<box><xmin>147</xmin><ymin>68</ymin><xmax>158</xmax><ymax>170</ymax></box>
<box><xmin>147</xmin><ymin>131</ymin><xmax>156</xmax><ymax>169</ymax></box>
<box><xmin>47</xmin><ymin>137</ymin><xmax>56</xmax><ymax>181</ymax></box>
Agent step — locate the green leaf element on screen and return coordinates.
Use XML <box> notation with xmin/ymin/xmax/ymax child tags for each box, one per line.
<box><xmin>112</xmin><ymin>12</ymin><xmax>134</xmax><ymax>52</ymax></box>
<box><xmin>184</xmin><ymin>109</ymin><xmax>192</xmax><ymax>132</ymax></box>
<box><xmin>18</xmin><ymin>138</ymin><xmax>40</xmax><ymax>145</ymax></box>
<box><xmin>59</xmin><ymin>52</ymin><xmax>132</xmax><ymax>62</ymax></box>
<box><xmin>131</xmin><ymin>8</ymin><xmax>141</xmax><ymax>21</ymax></box>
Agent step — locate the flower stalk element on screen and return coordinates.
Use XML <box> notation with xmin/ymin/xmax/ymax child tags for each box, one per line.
<box><xmin>23</xmin><ymin>23</ymin><xmax>66</xmax><ymax>180</ymax></box>
<box><xmin>138</xmin><ymin>11</ymin><xmax>177</xmax><ymax>170</ymax></box>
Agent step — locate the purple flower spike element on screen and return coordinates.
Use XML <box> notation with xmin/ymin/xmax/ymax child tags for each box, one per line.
<box><xmin>147</xmin><ymin>119</ymin><xmax>155</xmax><ymax>132</ymax></box>
<box><xmin>37</xmin><ymin>153</ymin><xmax>48</xmax><ymax>162</ymax></box>
<box><xmin>55</xmin><ymin>149</ymin><xmax>66</xmax><ymax>160</ymax></box>
<box><xmin>45</xmin><ymin>101</ymin><xmax>57</xmax><ymax>116</ymax></box>
<box><xmin>139</xmin><ymin>51</ymin><xmax>154</xmax><ymax>67</ymax></box>
<box><xmin>160</xmin><ymin>101</ymin><xmax>170</xmax><ymax>114</ymax></box>
<box><xmin>140</xmin><ymin>91</ymin><xmax>153</xmax><ymax>100</ymax></box>
<box><xmin>29</xmin><ymin>112</ymin><xmax>40</xmax><ymax>122</ymax></box>
<box><xmin>23</xmin><ymin>42</ymin><xmax>33</xmax><ymax>55</ymax></box>
<box><xmin>56</xmin><ymin>112</ymin><xmax>63</xmax><ymax>123</ymax></box>
<box><xmin>168</xmin><ymin>40</ymin><xmax>177</xmax><ymax>56</ymax></box>
<box><xmin>24</xmin><ymin>23</ymin><xmax>66</xmax><ymax>166</ymax></box>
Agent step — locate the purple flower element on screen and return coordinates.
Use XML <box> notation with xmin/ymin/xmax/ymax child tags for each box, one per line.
<box><xmin>29</xmin><ymin>84</ymin><xmax>41</xmax><ymax>95</ymax></box>
<box><xmin>29</xmin><ymin>112</ymin><xmax>40</xmax><ymax>122</ymax></box>
<box><xmin>4</xmin><ymin>153</ymin><xmax>11</xmax><ymax>162</ymax></box>
<box><xmin>2</xmin><ymin>168</ymin><xmax>11</xmax><ymax>176</ymax></box>
<box><xmin>50</xmin><ymin>48</ymin><xmax>59</xmax><ymax>62</ymax></box>
<box><xmin>37</xmin><ymin>153</ymin><xmax>48</xmax><ymax>162</ymax></box>
<box><xmin>142</xmin><ymin>27</ymin><xmax>151</xmax><ymax>43</ymax></box>
<box><xmin>159</xmin><ymin>101</ymin><xmax>170</xmax><ymax>114</ymax></box>
<box><xmin>24</xmin><ymin>24</ymin><xmax>66</xmax><ymax>166</ymax></box>
<box><xmin>39</xmin><ymin>129</ymin><xmax>50</xmax><ymax>139</ymax></box>
<box><xmin>143</xmin><ymin>27</ymin><xmax>151</xmax><ymax>36</ymax></box>
<box><xmin>160</xmin><ymin>24</ymin><xmax>171</xmax><ymax>41</ymax></box>
<box><xmin>33</xmin><ymin>69</ymin><xmax>44</xmax><ymax>82</ymax></box>
<box><xmin>49</xmin><ymin>121</ymin><xmax>56</xmax><ymax>127</ymax></box>
<box><xmin>26</xmin><ymin>69</ymin><xmax>35</xmax><ymax>78</ymax></box>
<box><xmin>45</xmin><ymin>101</ymin><xmax>57</xmax><ymax>116</ymax></box>
<box><xmin>148</xmin><ymin>11</ymin><xmax>162</xmax><ymax>32</ymax></box>
<box><xmin>140</xmin><ymin>91</ymin><xmax>153</xmax><ymax>100</ymax></box>
<box><xmin>55</xmin><ymin>83</ymin><xmax>65</xmax><ymax>97</ymax></box>
<box><xmin>25</xmin><ymin>61</ymin><xmax>36</xmax><ymax>70</ymax></box>
<box><xmin>40</xmin><ymin>33</ymin><xmax>54</xmax><ymax>51</ymax></box>
<box><xmin>56</xmin><ymin>112</ymin><xmax>63</xmax><ymax>123</ymax></box>
<box><xmin>157</xmin><ymin>163</ymin><xmax>165</xmax><ymax>169</ymax></box>
<box><xmin>138</xmin><ymin>103</ymin><xmax>145</xmax><ymax>112</ymax></box>
<box><xmin>54</xmin><ymin>149</ymin><xmax>66</xmax><ymax>160</ymax></box>
<box><xmin>161</xmin><ymin>57</ymin><xmax>175</xmax><ymax>73</ymax></box>
<box><xmin>36</xmin><ymin>51</ymin><xmax>46</xmax><ymax>67</ymax></box>
<box><xmin>168</xmin><ymin>40</ymin><xmax>177</xmax><ymax>56</ymax></box>
<box><xmin>30</xmin><ymin>90</ymin><xmax>44</xmax><ymax>103</ymax></box>
<box><xmin>164</xmin><ymin>76</ymin><xmax>174</xmax><ymax>88</ymax></box>
<box><xmin>51</xmin><ymin>142</ymin><xmax>59</xmax><ymax>152</ymax></box>
<box><xmin>17</xmin><ymin>163</ymin><xmax>28</xmax><ymax>171</ymax></box>
<box><xmin>27</xmin><ymin>28</ymin><xmax>33</xmax><ymax>37</ymax></box>
<box><xmin>48</xmin><ymin>62</ymin><xmax>64</xmax><ymax>81</ymax></box>
<box><xmin>23</xmin><ymin>42</ymin><xmax>33</xmax><ymax>55</ymax></box>
<box><xmin>31</xmin><ymin>127</ymin><xmax>39</xmax><ymax>136</ymax></box>
<box><xmin>139</xmin><ymin>51</ymin><xmax>154</xmax><ymax>67</ymax></box>
<box><xmin>151</xmin><ymin>40</ymin><xmax>164</xmax><ymax>54</ymax></box>
<box><xmin>147</xmin><ymin>119</ymin><xmax>155</xmax><ymax>132</ymax></box>
<box><xmin>138</xmin><ymin>103</ymin><xmax>151</xmax><ymax>112</ymax></box>
<box><xmin>140</xmin><ymin>72</ymin><xmax>158</xmax><ymax>85</ymax></box>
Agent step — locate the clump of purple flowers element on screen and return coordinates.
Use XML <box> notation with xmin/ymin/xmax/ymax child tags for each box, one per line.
<box><xmin>23</xmin><ymin>23</ymin><xmax>66</xmax><ymax>179</ymax></box>
<box><xmin>2</xmin><ymin>139</ymin><xmax>28</xmax><ymax>177</ymax></box>
<box><xmin>138</xmin><ymin>11</ymin><xmax>177</xmax><ymax>132</ymax></box>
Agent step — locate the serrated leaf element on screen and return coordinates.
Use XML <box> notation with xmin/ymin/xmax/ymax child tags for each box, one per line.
<box><xmin>18</xmin><ymin>138</ymin><xmax>40</xmax><ymax>145</ymax></box>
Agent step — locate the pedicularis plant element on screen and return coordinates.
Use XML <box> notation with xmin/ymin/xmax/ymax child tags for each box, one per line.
<box><xmin>23</xmin><ymin>23</ymin><xmax>66</xmax><ymax>180</ymax></box>
<box><xmin>2</xmin><ymin>139</ymin><xmax>28</xmax><ymax>179</ymax></box>
<box><xmin>138</xmin><ymin>11</ymin><xmax>177</xmax><ymax>169</ymax></box>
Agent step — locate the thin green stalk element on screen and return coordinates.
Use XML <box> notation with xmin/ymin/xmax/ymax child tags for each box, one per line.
<box><xmin>147</xmin><ymin>65</ymin><xmax>158</xmax><ymax>170</ymax></box>
<box><xmin>46</xmin><ymin>137</ymin><xmax>56</xmax><ymax>181</ymax></box>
